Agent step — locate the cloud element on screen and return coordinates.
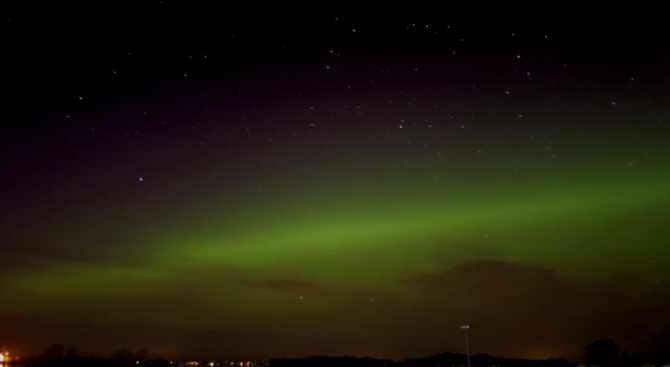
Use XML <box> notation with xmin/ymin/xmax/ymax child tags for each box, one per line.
<box><xmin>240</xmin><ymin>278</ymin><xmax>332</xmax><ymax>295</ymax></box>
<box><xmin>402</xmin><ymin>260</ymin><xmax>670</xmax><ymax>352</ymax></box>
<box><xmin>238</xmin><ymin>277</ymin><xmax>399</xmax><ymax>303</ymax></box>
<box><xmin>0</xmin><ymin>238</ymin><xmax>155</xmax><ymax>276</ymax></box>
<box><xmin>403</xmin><ymin>260</ymin><xmax>577</xmax><ymax>308</ymax></box>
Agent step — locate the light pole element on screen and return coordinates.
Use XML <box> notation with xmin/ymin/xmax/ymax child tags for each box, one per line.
<box><xmin>460</xmin><ymin>325</ymin><xmax>472</xmax><ymax>367</ymax></box>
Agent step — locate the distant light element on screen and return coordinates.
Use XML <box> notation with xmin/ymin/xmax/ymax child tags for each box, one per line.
<box><xmin>138</xmin><ymin>176</ymin><xmax>144</xmax><ymax>182</ymax></box>
<box><xmin>460</xmin><ymin>325</ymin><xmax>472</xmax><ymax>329</ymax></box>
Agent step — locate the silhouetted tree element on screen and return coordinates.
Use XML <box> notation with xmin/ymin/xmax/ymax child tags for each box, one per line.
<box><xmin>638</xmin><ymin>327</ymin><xmax>670</xmax><ymax>365</ymax></box>
<box><xmin>40</xmin><ymin>344</ymin><xmax>65</xmax><ymax>359</ymax></box>
<box><xmin>154</xmin><ymin>359</ymin><xmax>171</xmax><ymax>367</ymax></box>
<box><xmin>629</xmin><ymin>351</ymin><xmax>641</xmax><ymax>365</ymax></box>
<box><xmin>64</xmin><ymin>348</ymin><xmax>81</xmax><ymax>359</ymax></box>
<box><xmin>134</xmin><ymin>348</ymin><xmax>149</xmax><ymax>361</ymax></box>
<box><xmin>110</xmin><ymin>347</ymin><xmax>133</xmax><ymax>361</ymax></box>
<box><xmin>617</xmin><ymin>351</ymin><xmax>630</xmax><ymax>366</ymax></box>
<box><xmin>585</xmin><ymin>339</ymin><xmax>620</xmax><ymax>365</ymax></box>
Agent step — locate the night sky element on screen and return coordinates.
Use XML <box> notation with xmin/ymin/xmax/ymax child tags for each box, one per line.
<box><xmin>2</xmin><ymin>2</ymin><xmax>669</xmax><ymax>362</ymax></box>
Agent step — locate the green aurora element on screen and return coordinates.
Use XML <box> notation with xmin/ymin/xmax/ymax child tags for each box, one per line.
<box><xmin>1</xmin><ymin>80</ymin><xmax>668</xmax><ymax>360</ymax></box>
<box><xmin>2</xmin><ymin>159</ymin><xmax>668</xmax><ymax>330</ymax></box>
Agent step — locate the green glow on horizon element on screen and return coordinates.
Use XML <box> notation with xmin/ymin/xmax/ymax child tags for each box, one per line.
<box><xmin>3</xmin><ymin>169</ymin><xmax>668</xmax><ymax>300</ymax></box>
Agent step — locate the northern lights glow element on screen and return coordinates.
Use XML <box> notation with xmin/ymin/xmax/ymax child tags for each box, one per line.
<box><xmin>2</xmin><ymin>3</ymin><xmax>669</xmax><ymax>362</ymax></box>
<box><xmin>2</xmin><ymin>107</ymin><xmax>668</xmax><ymax>359</ymax></box>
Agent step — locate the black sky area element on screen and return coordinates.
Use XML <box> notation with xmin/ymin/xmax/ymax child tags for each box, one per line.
<box><xmin>6</xmin><ymin>3</ymin><xmax>667</xmax><ymax>130</ymax></box>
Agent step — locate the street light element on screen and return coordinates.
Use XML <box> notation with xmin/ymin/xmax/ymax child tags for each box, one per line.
<box><xmin>460</xmin><ymin>325</ymin><xmax>472</xmax><ymax>367</ymax></box>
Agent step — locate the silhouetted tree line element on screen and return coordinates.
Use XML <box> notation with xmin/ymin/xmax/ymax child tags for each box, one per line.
<box><xmin>268</xmin><ymin>328</ymin><xmax>670</xmax><ymax>367</ymax></box>
<box><xmin>269</xmin><ymin>356</ymin><xmax>397</xmax><ymax>367</ymax></box>
<box><xmin>584</xmin><ymin>330</ymin><xmax>670</xmax><ymax>366</ymax></box>
<box><xmin>14</xmin><ymin>328</ymin><xmax>670</xmax><ymax>367</ymax></box>
<box><xmin>17</xmin><ymin>345</ymin><xmax>170</xmax><ymax>367</ymax></box>
<box><xmin>269</xmin><ymin>353</ymin><xmax>568</xmax><ymax>367</ymax></box>
<box><xmin>405</xmin><ymin>353</ymin><xmax>568</xmax><ymax>367</ymax></box>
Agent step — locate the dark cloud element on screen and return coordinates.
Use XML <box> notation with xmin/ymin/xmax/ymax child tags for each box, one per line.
<box><xmin>239</xmin><ymin>277</ymin><xmax>400</xmax><ymax>303</ymax></box>
<box><xmin>402</xmin><ymin>260</ymin><xmax>670</xmax><ymax>354</ymax></box>
<box><xmin>3</xmin><ymin>259</ymin><xmax>666</xmax><ymax>361</ymax></box>
<box><xmin>404</xmin><ymin>260</ymin><xmax>576</xmax><ymax>307</ymax></box>
<box><xmin>240</xmin><ymin>278</ymin><xmax>332</xmax><ymax>295</ymax></box>
<box><xmin>0</xmin><ymin>238</ymin><xmax>154</xmax><ymax>274</ymax></box>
